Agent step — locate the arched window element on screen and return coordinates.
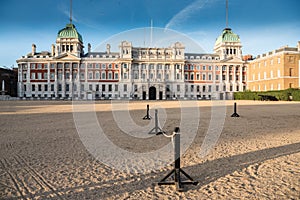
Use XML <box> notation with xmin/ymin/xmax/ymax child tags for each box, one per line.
<box><xmin>95</xmin><ymin>71</ymin><xmax>100</xmax><ymax>79</ymax></box>
<box><xmin>102</xmin><ymin>72</ymin><xmax>106</xmax><ymax>79</ymax></box>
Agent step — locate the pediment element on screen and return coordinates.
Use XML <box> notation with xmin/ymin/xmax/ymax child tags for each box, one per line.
<box><xmin>54</xmin><ymin>53</ymin><xmax>81</xmax><ymax>61</ymax></box>
<box><xmin>220</xmin><ymin>56</ymin><xmax>243</xmax><ymax>63</ymax></box>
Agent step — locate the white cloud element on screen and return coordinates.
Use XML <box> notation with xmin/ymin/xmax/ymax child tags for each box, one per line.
<box><xmin>165</xmin><ymin>0</ymin><xmax>210</xmax><ymax>30</ymax></box>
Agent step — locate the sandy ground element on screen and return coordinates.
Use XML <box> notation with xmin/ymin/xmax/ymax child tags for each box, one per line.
<box><xmin>0</xmin><ymin>100</ymin><xmax>299</xmax><ymax>199</ymax></box>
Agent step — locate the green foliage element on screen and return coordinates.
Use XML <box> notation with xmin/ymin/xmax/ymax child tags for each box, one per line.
<box><xmin>234</xmin><ymin>88</ymin><xmax>300</xmax><ymax>101</ymax></box>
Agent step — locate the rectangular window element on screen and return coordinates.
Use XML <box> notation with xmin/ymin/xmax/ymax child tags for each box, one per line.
<box><xmin>32</xmin><ymin>85</ymin><xmax>35</xmax><ymax>91</ymax></box>
<box><xmin>108</xmin><ymin>73</ymin><xmax>112</xmax><ymax>80</ymax></box>
<box><xmin>124</xmin><ymin>84</ymin><xmax>127</xmax><ymax>92</ymax></box>
<box><xmin>115</xmin><ymin>73</ymin><xmax>119</xmax><ymax>80</ymax></box>
<box><xmin>102</xmin><ymin>84</ymin><xmax>106</xmax><ymax>92</ymax></box>
<box><xmin>177</xmin><ymin>85</ymin><xmax>180</xmax><ymax>92</ymax></box>
<box><xmin>58</xmin><ymin>84</ymin><xmax>62</xmax><ymax>91</ymax></box>
<box><xmin>202</xmin><ymin>74</ymin><xmax>206</xmax><ymax>80</ymax></box>
<box><xmin>123</xmin><ymin>73</ymin><xmax>128</xmax><ymax>79</ymax></box>
<box><xmin>108</xmin><ymin>84</ymin><xmax>112</xmax><ymax>92</ymax></box>
<box><xmin>44</xmin><ymin>73</ymin><xmax>48</xmax><ymax>79</ymax></box>
<box><xmin>202</xmin><ymin>86</ymin><xmax>206</xmax><ymax>92</ymax></box>
<box><xmin>208</xmin><ymin>85</ymin><xmax>212</xmax><ymax>92</ymax></box>
<box><xmin>38</xmin><ymin>64</ymin><xmax>42</xmax><ymax>69</ymax></box>
<box><xmin>66</xmin><ymin>72</ymin><xmax>70</xmax><ymax>80</ymax></box>
<box><xmin>24</xmin><ymin>85</ymin><xmax>27</xmax><ymax>91</ymax></box>
<box><xmin>89</xmin><ymin>84</ymin><xmax>93</xmax><ymax>91</ymax></box>
<box><xmin>38</xmin><ymin>84</ymin><xmax>42</xmax><ymax>91</ymax></box>
<box><xmin>37</xmin><ymin>73</ymin><xmax>42</xmax><ymax>80</ymax></box>
<box><xmin>216</xmin><ymin>85</ymin><xmax>219</xmax><ymax>91</ymax></box>
<box><xmin>191</xmin><ymin>85</ymin><xmax>194</xmax><ymax>92</ymax></box>
<box><xmin>216</xmin><ymin>75</ymin><xmax>219</xmax><ymax>80</ymax></box>
<box><xmin>222</xmin><ymin>75</ymin><xmax>226</xmax><ymax>81</ymax></box>
<box><xmin>31</xmin><ymin>73</ymin><xmax>36</xmax><ymax>80</ymax></box>
<box><xmin>44</xmin><ymin>85</ymin><xmax>48</xmax><ymax>91</ymax></box>
<box><xmin>51</xmin><ymin>84</ymin><xmax>54</xmax><ymax>91</ymax></box>
<box><xmin>289</xmin><ymin>68</ymin><xmax>293</xmax><ymax>76</ymax></box>
<box><xmin>23</xmin><ymin>73</ymin><xmax>27</xmax><ymax>80</ymax></box>
<box><xmin>66</xmin><ymin>84</ymin><xmax>69</xmax><ymax>92</ymax></box>
<box><xmin>80</xmin><ymin>73</ymin><xmax>85</xmax><ymax>80</ymax></box>
<box><xmin>208</xmin><ymin>74</ymin><xmax>212</xmax><ymax>80</ymax></box>
<box><xmin>115</xmin><ymin>84</ymin><xmax>118</xmax><ymax>92</ymax></box>
<box><xmin>81</xmin><ymin>84</ymin><xmax>84</xmax><ymax>91</ymax></box>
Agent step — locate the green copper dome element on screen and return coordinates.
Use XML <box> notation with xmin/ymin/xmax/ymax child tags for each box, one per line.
<box><xmin>215</xmin><ymin>28</ymin><xmax>240</xmax><ymax>45</ymax></box>
<box><xmin>57</xmin><ymin>24</ymin><xmax>83</xmax><ymax>42</ymax></box>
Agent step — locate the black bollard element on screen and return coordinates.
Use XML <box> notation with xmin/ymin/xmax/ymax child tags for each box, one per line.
<box><xmin>157</xmin><ymin>127</ymin><xmax>198</xmax><ymax>191</ymax></box>
<box><xmin>148</xmin><ymin>109</ymin><xmax>164</xmax><ymax>135</ymax></box>
<box><xmin>231</xmin><ymin>102</ymin><xmax>240</xmax><ymax>117</ymax></box>
<box><xmin>142</xmin><ymin>104</ymin><xmax>151</xmax><ymax>120</ymax></box>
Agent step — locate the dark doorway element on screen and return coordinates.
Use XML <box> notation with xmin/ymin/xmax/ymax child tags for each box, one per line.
<box><xmin>143</xmin><ymin>91</ymin><xmax>146</xmax><ymax>100</ymax></box>
<box><xmin>159</xmin><ymin>91</ymin><xmax>163</xmax><ymax>100</ymax></box>
<box><xmin>220</xmin><ymin>93</ymin><xmax>224</xmax><ymax>100</ymax></box>
<box><xmin>149</xmin><ymin>86</ymin><xmax>156</xmax><ymax>100</ymax></box>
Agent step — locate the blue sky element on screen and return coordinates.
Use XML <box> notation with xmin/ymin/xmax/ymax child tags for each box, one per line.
<box><xmin>1</xmin><ymin>0</ymin><xmax>300</xmax><ymax>68</ymax></box>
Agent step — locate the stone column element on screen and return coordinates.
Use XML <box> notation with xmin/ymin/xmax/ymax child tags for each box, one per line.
<box><xmin>18</xmin><ymin>64</ymin><xmax>23</xmax><ymax>97</ymax></box>
<box><xmin>62</xmin><ymin>63</ymin><xmax>65</xmax><ymax>98</ymax></box>
<box><xmin>47</xmin><ymin>62</ymin><xmax>50</xmax><ymax>98</ymax></box>
<box><xmin>225</xmin><ymin>65</ymin><xmax>229</xmax><ymax>91</ymax></box>
<box><xmin>77</xmin><ymin>62</ymin><xmax>81</xmax><ymax>99</ymax></box>
<box><xmin>27</xmin><ymin>62</ymin><xmax>31</xmax><ymax>97</ymax></box>
<box><xmin>69</xmin><ymin>63</ymin><xmax>73</xmax><ymax>99</ymax></box>
<box><xmin>54</xmin><ymin>63</ymin><xmax>58</xmax><ymax>98</ymax></box>
<box><xmin>233</xmin><ymin>66</ymin><xmax>236</xmax><ymax>91</ymax></box>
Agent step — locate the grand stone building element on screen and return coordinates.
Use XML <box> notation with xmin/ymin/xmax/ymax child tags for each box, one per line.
<box><xmin>17</xmin><ymin>23</ymin><xmax>246</xmax><ymax>100</ymax></box>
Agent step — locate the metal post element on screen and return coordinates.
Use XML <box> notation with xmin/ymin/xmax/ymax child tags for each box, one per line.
<box><xmin>157</xmin><ymin>127</ymin><xmax>198</xmax><ymax>191</ymax></box>
<box><xmin>148</xmin><ymin>109</ymin><xmax>164</xmax><ymax>134</ymax></box>
<box><xmin>143</xmin><ymin>104</ymin><xmax>151</xmax><ymax>120</ymax></box>
<box><xmin>231</xmin><ymin>102</ymin><xmax>240</xmax><ymax>117</ymax></box>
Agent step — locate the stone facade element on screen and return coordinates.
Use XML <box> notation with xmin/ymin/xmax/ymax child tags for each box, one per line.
<box><xmin>16</xmin><ymin>24</ymin><xmax>247</xmax><ymax>100</ymax></box>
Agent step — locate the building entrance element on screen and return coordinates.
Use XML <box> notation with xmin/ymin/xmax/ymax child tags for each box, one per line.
<box><xmin>149</xmin><ymin>86</ymin><xmax>156</xmax><ymax>100</ymax></box>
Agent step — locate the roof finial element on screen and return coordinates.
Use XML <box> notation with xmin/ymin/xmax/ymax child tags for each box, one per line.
<box><xmin>70</xmin><ymin>0</ymin><xmax>72</xmax><ymax>24</ymax></box>
<box><xmin>226</xmin><ymin>0</ymin><xmax>228</xmax><ymax>28</ymax></box>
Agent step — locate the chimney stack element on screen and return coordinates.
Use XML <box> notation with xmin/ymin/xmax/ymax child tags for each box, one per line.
<box><xmin>106</xmin><ymin>44</ymin><xmax>111</xmax><ymax>54</ymax></box>
<box><xmin>32</xmin><ymin>44</ymin><xmax>36</xmax><ymax>56</ymax></box>
<box><xmin>51</xmin><ymin>44</ymin><xmax>55</xmax><ymax>56</ymax></box>
<box><xmin>88</xmin><ymin>43</ymin><xmax>91</xmax><ymax>53</ymax></box>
